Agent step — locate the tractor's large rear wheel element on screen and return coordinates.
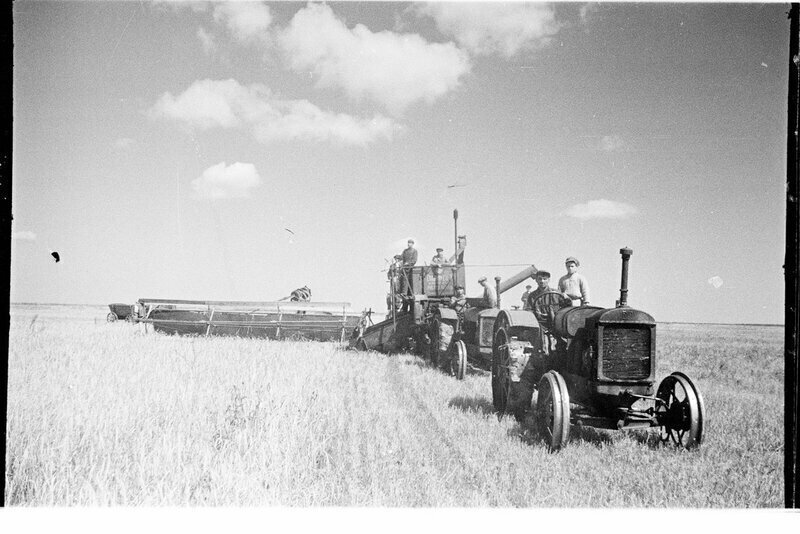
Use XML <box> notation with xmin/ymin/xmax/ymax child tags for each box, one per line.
<box><xmin>492</xmin><ymin>327</ymin><xmax>511</xmax><ymax>413</ymax></box>
<box><xmin>656</xmin><ymin>372</ymin><xmax>705</xmax><ymax>449</ymax></box>
<box><xmin>535</xmin><ymin>371</ymin><xmax>570</xmax><ymax>451</ymax></box>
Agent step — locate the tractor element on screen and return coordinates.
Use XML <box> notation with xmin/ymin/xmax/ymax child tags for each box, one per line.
<box><xmin>489</xmin><ymin>248</ymin><xmax>705</xmax><ymax>450</ymax></box>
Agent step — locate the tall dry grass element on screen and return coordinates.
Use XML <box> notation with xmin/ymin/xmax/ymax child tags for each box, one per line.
<box><xmin>5</xmin><ymin>306</ymin><xmax>783</xmax><ymax>506</ymax></box>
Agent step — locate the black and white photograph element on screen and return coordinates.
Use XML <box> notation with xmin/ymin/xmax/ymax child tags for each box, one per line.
<box><xmin>6</xmin><ymin>0</ymin><xmax>793</xmax><ymax>511</ymax></box>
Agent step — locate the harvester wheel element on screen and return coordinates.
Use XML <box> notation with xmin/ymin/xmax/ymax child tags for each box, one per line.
<box><xmin>655</xmin><ymin>372</ymin><xmax>705</xmax><ymax>449</ymax></box>
<box><xmin>107</xmin><ymin>312</ymin><xmax>117</xmax><ymax>323</ymax></box>
<box><xmin>431</xmin><ymin>319</ymin><xmax>454</xmax><ymax>368</ymax></box>
<box><xmin>535</xmin><ymin>371</ymin><xmax>570</xmax><ymax>451</ymax></box>
<box><xmin>449</xmin><ymin>340</ymin><xmax>467</xmax><ymax>380</ymax></box>
<box><xmin>491</xmin><ymin>327</ymin><xmax>511</xmax><ymax>413</ymax></box>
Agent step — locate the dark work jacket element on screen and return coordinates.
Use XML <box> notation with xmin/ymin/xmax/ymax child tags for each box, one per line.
<box><xmin>402</xmin><ymin>247</ymin><xmax>418</xmax><ymax>267</ymax></box>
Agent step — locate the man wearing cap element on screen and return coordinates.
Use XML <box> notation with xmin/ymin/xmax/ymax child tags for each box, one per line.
<box><xmin>478</xmin><ymin>276</ymin><xmax>497</xmax><ymax>308</ymax></box>
<box><xmin>521</xmin><ymin>285</ymin><xmax>533</xmax><ymax>310</ymax></box>
<box><xmin>559</xmin><ymin>257</ymin><xmax>590</xmax><ymax>306</ymax></box>
<box><xmin>449</xmin><ymin>285</ymin><xmax>468</xmax><ymax>316</ymax></box>
<box><xmin>530</xmin><ymin>271</ymin><xmax>554</xmax><ymax>301</ymax></box>
<box><xmin>431</xmin><ymin>247</ymin><xmax>448</xmax><ymax>276</ymax></box>
<box><xmin>400</xmin><ymin>240</ymin><xmax>418</xmax><ymax>312</ymax></box>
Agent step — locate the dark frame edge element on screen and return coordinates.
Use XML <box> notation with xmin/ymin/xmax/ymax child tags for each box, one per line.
<box><xmin>786</xmin><ymin>2</ymin><xmax>799</xmax><ymax>510</ymax></box>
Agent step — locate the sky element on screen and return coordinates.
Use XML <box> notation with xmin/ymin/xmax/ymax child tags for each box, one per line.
<box><xmin>10</xmin><ymin>1</ymin><xmax>789</xmax><ymax>324</ymax></box>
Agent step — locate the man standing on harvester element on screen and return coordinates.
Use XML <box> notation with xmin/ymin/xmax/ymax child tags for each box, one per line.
<box><xmin>431</xmin><ymin>247</ymin><xmax>448</xmax><ymax>276</ymax></box>
<box><xmin>559</xmin><ymin>257</ymin><xmax>590</xmax><ymax>306</ymax></box>
<box><xmin>400</xmin><ymin>239</ymin><xmax>418</xmax><ymax>312</ymax></box>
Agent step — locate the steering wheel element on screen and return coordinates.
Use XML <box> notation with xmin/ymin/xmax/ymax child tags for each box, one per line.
<box><xmin>529</xmin><ymin>290</ymin><xmax>568</xmax><ymax>329</ymax></box>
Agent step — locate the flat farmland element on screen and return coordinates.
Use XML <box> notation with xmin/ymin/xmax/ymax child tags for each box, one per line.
<box><xmin>5</xmin><ymin>304</ymin><xmax>783</xmax><ymax>506</ymax></box>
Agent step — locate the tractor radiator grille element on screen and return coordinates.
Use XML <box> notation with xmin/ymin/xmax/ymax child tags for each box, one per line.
<box><xmin>601</xmin><ymin>326</ymin><xmax>651</xmax><ymax>380</ymax></box>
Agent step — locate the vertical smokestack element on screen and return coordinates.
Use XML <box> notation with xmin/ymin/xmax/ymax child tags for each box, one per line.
<box><xmin>453</xmin><ymin>209</ymin><xmax>458</xmax><ymax>266</ymax></box>
<box><xmin>619</xmin><ymin>247</ymin><xmax>633</xmax><ymax>307</ymax></box>
<box><xmin>494</xmin><ymin>276</ymin><xmax>502</xmax><ymax>309</ymax></box>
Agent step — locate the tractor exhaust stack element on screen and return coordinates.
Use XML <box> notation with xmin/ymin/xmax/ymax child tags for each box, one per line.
<box><xmin>618</xmin><ymin>247</ymin><xmax>633</xmax><ymax>307</ymax></box>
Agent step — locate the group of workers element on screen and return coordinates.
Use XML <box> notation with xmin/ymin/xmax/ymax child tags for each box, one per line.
<box><xmin>388</xmin><ymin>238</ymin><xmax>590</xmax><ymax>316</ymax></box>
<box><xmin>462</xmin><ymin>256</ymin><xmax>591</xmax><ymax>316</ymax></box>
<box><xmin>388</xmin><ymin>239</ymin><xmax>457</xmax><ymax>312</ymax></box>
<box><xmin>520</xmin><ymin>257</ymin><xmax>590</xmax><ymax>310</ymax></box>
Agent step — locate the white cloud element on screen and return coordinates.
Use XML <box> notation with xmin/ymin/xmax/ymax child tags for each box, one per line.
<box><xmin>12</xmin><ymin>231</ymin><xmax>37</xmax><ymax>241</ymax></box>
<box><xmin>196</xmin><ymin>26</ymin><xmax>216</xmax><ymax>55</ymax></box>
<box><xmin>564</xmin><ymin>199</ymin><xmax>639</xmax><ymax>220</ymax></box>
<box><xmin>150</xmin><ymin>79</ymin><xmax>397</xmax><ymax>146</ymax></box>
<box><xmin>213</xmin><ymin>2</ymin><xmax>272</xmax><ymax>42</ymax></box>
<box><xmin>279</xmin><ymin>3</ymin><xmax>471</xmax><ymax>115</ymax></box>
<box><xmin>708</xmin><ymin>276</ymin><xmax>724</xmax><ymax>289</ymax></box>
<box><xmin>151</xmin><ymin>79</ymin><xmax>244</xmax><ymax>129</ymax></box>
<box><xmin>417</xmin><ymin>3</ymin><xmax>560</xmax><ymax>58</ymax></box>
<box><xmin>113</xmin><ymin>137</ymin><xmax>135</xmax><ymax>150</ymax></box>
<box><xmin>251</xmin><ymin>99</ymin><xmax>398</xmax><ymax>146</ymax></box>
<box><xmin>599</xmin><ymin>135</ymin><xmax>625</xmax><ymax>152</ymax></box>
<box><xmin>192</xmin><ymin>161</ymin><xmax>261</xmax><ymax>200</ymax></box>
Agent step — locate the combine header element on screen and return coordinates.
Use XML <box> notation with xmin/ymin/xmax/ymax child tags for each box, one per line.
<box><xmin>135</xmin><ymin>298</ymin><xmax>360</xmax><ymax>342</ymax></box>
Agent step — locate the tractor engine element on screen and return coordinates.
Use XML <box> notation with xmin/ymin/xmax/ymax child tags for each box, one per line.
<box><xmin>549</xmin><ymin>248</ymin><xmax>657</xmax><ymax>403</ymax></box>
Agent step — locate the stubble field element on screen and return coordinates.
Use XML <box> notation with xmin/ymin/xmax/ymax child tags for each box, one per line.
<box><xmin>5</xmin><ymin>304</ymin><xmax>784</xmax><ymax>506</ymax></box>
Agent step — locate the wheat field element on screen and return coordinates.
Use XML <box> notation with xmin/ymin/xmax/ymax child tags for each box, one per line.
<box><xmin>5</xmin><ymin>304</ymin><xmax>784</xmax><ymax>506</ymax></box>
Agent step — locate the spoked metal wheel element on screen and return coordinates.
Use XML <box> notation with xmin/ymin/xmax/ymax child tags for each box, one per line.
<box><xmin>656</xmin><ymin>372</ymin><xmax>704</xmax><ymax>449</ymax></box>
<box><xmin>535</xmin><ymin>371</ymin><xmax>570</xmax><ymax>451</ymax></box>
<box><xmin>107</xmin><ymin>312</ymin><xmax>117</xmax><ymax>322</ymax></box>
<box><xmin>431</xmin><ymin>319</ymin><xmax>454</xmax><ymax>368</ymax></box>
<box><xmin>491</xmin><ymin>328</ymin><xmax>511</xmax><ymax>413</ymax></box>
<box><xmin>449</xmin><ymin>340</ymin><xmax>467</xmax><ymax>380</ymax></box>
<box><xmin>429</xmin><ymin>319</ymin><xmax>441</xmax><ymax>366</ymax></box>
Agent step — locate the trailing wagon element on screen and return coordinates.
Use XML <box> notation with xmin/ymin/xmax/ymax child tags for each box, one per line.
<box><xmin>107</xmin><ymin>303</ymin><xmax>136</xmax><ymax>323</ymax></box>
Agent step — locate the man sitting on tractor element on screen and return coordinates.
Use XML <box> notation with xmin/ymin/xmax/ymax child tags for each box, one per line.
<box><xmin>527</xmin><ymin>270</ymin><xmax>569</xmax><ymax>354</ymax></box>
<box><xmin>449</xmin><ymin>285</ymin><xmax>468</xmax><ymax>326</ymax></box>
<box><xmin>559</xmin><ymin>256</ymin><xmax>590</xmax><ymax>306</ymax></box>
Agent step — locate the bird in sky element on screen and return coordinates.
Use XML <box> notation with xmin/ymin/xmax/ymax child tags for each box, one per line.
<box><xmin>51</xmin><ymin>251</ymin><xmax>60</xmax><ymax>263</ymax></box>
<box><xmin>447</xmin><ymin>183</ymin><xmax>468</xmax><ymax>189</ymax></box>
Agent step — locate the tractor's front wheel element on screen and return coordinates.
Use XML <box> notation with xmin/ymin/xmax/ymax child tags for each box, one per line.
<box><xmin>535</xmin><ymin>371</ymin><xmax>570</xmax><ymax>451</ymax></box>
<box><xmin>655</xmin><ymin>372</ymin><xmax>705</xmax><ymax>449</ymax></box>
<box><xmin>449</xmin><ymin>340</ymin><xmax>467</xmax><ymax>380</ymax></box>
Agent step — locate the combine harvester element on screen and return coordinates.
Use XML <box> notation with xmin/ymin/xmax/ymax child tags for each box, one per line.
<box><xmin>135</xmin><ymin>298</ymin><xmax>360</xmax><ymax>342</ymax></box>
<box><xmin>350</xmin><ymin>210</ymin><xmax>538</xmax><ymax>379</ymax></box>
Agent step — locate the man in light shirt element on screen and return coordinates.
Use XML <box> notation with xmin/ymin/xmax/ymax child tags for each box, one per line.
<box><xmin>558</xmin><ymin>257</ymin><xmax>590</xmax><ymax>306</ymax></box>
<box><xmin>478</xmin><ymin>276</ymin><xmax>498</xmax><ymax>308</ymax></box>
